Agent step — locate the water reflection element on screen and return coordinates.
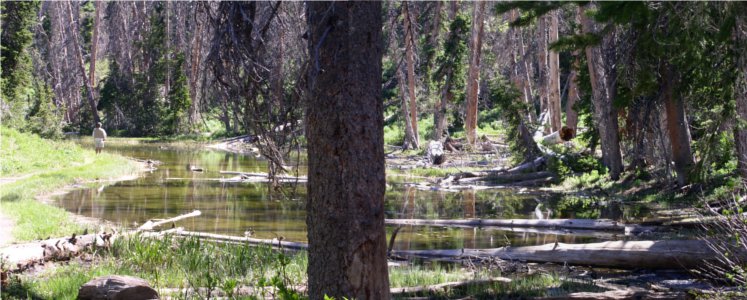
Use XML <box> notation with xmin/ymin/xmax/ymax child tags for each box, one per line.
<box><xmin>57</xmin><ymin>139</ymin><xmax>652</xmax><ymax>251</ymax></box>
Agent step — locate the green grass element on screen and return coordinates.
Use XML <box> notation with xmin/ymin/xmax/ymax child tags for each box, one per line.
<box><xmin>0</xmin><ymin>127</ymin><xmax>140</xmax><ymax>241</ymax></box>
<box><xmin>0</xmin><ymin>127</ymin><xmax>87</xmax><ymax>176</ymax></box>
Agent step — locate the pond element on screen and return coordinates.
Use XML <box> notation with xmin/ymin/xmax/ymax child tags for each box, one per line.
<box><xmin>56</xmin><ymin>139</ymin><xmax>679</xmax><ymax>251</ymax></box>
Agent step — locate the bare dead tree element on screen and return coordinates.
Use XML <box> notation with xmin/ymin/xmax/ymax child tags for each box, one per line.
<box><xmin>205</xmin><ymin>2</ymin><xmax>305</xmax><ymax>188</ymax></box>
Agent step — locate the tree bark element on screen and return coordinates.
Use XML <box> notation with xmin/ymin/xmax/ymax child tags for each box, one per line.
<box><xmin>465</xmin><ymin>1</ymin><xmax>485</xmax><ymax>145</ymax></box>
<box><xmin>403</xmin><ymin>3</ymin><xmax>419</xmax><ymax>148</ymax></box>
<box><xmin>661</xmin><ymin>62</ymin><xmax>693</xmax><ymax>186</ymax></box>
<box><xmin>306</xmin><ymin>2</ymin><xmax>390</xmax><ymax>299</ymax></box>
<box><xmin>580</xmin><ymin>5</ymin><xmax>622</xmax><ymax>180</ymax></box>
<box><xmin>734</xmin><ymin>12</ymin><xmax>747</xmax><ymax>181</ymax></box>
<box><xmin>548</xmin><ymin>10</ymin><xmax>562</xmax><ymax>133</ymax></box>
<box><xmin>66</xmin><ymin>1</ymin><xmax>100</xmax><ymax>124</ymax></box>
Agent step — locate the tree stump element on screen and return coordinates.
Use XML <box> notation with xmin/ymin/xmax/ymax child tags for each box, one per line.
<box><xmin>77</xmin><ymin>275</ymin><xmax>159</xmax><ymax>300</ymax></box>
<box><xmin>427</xmin><ymin>141</ymin><xmax>445</xmax><ymax>165</ymax></box>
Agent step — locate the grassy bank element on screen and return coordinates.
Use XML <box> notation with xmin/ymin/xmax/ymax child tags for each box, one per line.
<box><xmin>0</xmin><ymin>127</ymin><xmax>141</xmax><ymax>242</ymax></box>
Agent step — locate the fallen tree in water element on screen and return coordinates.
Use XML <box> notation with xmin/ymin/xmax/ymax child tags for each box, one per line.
<box><xmin>392</xmin><ymin>239</ymin><xmax>722</xmax><ymax>269</ymax></box>
<box><xmin>385</xmin><ymin>218</ymin><xmax>625</xmax><ymax>231</ymax></box>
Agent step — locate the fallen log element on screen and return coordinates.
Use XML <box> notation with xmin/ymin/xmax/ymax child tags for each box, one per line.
<box><xmin>219</xmin><ymin>171</ymin><xmax>307</xmax><ymax>181</ymax></box>
<box><xmin>390</xmin><ymin>277</ymin><xmax>512</xmax><ymax>295</ymax></box>
<box><xmin>0</xmin><ymin>211</ymin><xmax>201</xmax><ymax>271</ymax></box>
<box><xmin>170</xmin><ymin>231</ymin><xmax>308</xmax><ymax>250</ymax></box>
<box><xmin>137</xmin><ymin>210</ymin><xmax>201</xmax><ymax>231</ymax></box>
<box><xmin>385</xmin><ymin>218</ymin><xmax>625</xmax><ymax>231</ymax></box>
<box><xmin>456</xmin><ymin>171</ymin><xmax>557</xmax><ymax>184</ymax></box>
<box><xmin>392</xmin><ymin>240</ymin><xmax>720</xmax><ymax>269</ymax></box>
<box><xmin>532</xmin><ymin>290</ymin><xmax>686</xmax><ymax>300</ymax></box>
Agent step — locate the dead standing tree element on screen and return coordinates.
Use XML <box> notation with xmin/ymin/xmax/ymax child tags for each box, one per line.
<box><xmin>205</xmin><ymin>2</ymin><xmax>304</xmax><ymax>187</ymax></box>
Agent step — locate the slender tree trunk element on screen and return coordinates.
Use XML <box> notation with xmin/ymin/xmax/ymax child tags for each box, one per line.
<box><xmin>89</xmin><ymin>0</ymin><xmax>100</xmax><ymax>88</ymax></box>
<box><xmin>548</xmin><ymin>10</ymin><xmax>562</xmax><ymax>133</ymax></box>
<box><xmin>565</xmin><ymin>8</ymin><xmax>583</xmax><ymax>131</ymax></box>
<box><xmin>735</xmin><ymin>11</ymin><xmax>747</xmax><ymax>181</ymax></box>
<box><xmin>404</xmin><ymin>3</ymin><xmax>419</xmax><ymax>148</ymax></box>
<box><xmin>66</xmin><ymin>1</ymin><xmax>100</xmax><ymax>124</ymax></box>
<box><xmin>465</xmin><ymin>1</ymin><xmax>485</xmax><ymax>145</ymax></box>
<box><xmin>433</xmin><ymin>3</ymin><xmax>459</xmax><ymax>141</ymax></box>
<box><xmin>580</xmin><ymin>5</ymin><xmax>622</xmax><ymax>180</ymax></box>
<box><xmin>428</xmin><ymin>2</ymin><xmax>443</xmax><ymax>141</ymax></box>
<box><xmin>165</xmin><ymin>1</ymin><xmax>171</xmax><ymax>99</ymax></box>
<box><xmin>306</xmin><ymin>2</ymin><xmax>390</xmax><ymax>299</ymax></box>
<box><xmin>537</xmin><ymin>15</ymin><xmax>550</xmax><ymax>133</ymax></box>
<box><xmin>509</xmin><ymin>10</ymin><xmax>542</xmax><ymax>162</ymax></box>
<box><xmin>399</xmin><ymin>63</ymin><xmax>418</xmax><ymax>149</ymax></box>
<box><xmin>518</xmin><ymin>17</ymin><xmax>535</xmax><ymax>123</ymax></box>
<box><xmin>661</xmin><ymin>62</ymin><xmax>693</xmax><ymax>186</ymax></box>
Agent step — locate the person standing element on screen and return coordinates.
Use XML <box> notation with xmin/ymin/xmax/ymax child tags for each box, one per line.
<box><xmin>93</xmin><ymin>122</ymin><xmax>107</xmax><ymax>154</ymax></box>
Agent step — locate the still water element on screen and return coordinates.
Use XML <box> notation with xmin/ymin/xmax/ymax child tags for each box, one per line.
<box><xmin>56</xmin><ymin>139</ymin><xmax>662</xmax><ymax>251</ymax></box>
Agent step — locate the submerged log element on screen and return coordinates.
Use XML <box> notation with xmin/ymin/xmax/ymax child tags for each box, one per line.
<box><xmin>171</xmin><ymin>231</ymin><xmax>308</xmax><ymax>250</ymax></box>
<box><xmin>392</xmin><ymin>240</ymin><xmax>719</xmax><ymax>269</ymax></box>
<box><xmin>77</xmin><ymin>275</ymin><xmax>158</xmax><ymax>300</ymax></box>
<box><xmin>385</xmin><ymin>218</ymin><xmax>625</xmax><ymax>231</ymax></box>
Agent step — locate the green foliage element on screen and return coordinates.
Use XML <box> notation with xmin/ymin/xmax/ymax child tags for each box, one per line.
<box><xmin>432</xmin><ymin>12</ymin><xmax>469</xmax><ymax>137</ymax></box>
<box><xmin>163</xmin><ymin>52</ymin><xmax>191</xmax><ymax>135</ymax></box>
<box><xmin>26</xmin><ymin>78</ymin><xmax>64</xmax><ymax>139</ymax></box>
<box><xmin>0</xmin><ymin>0</ymin><xmax>40</xmax><ymax>129</ymax></box>
<box><xmin>487</xmin><ymin>76</ymin><xmax>538</xmax><ymax>163</ymax></box>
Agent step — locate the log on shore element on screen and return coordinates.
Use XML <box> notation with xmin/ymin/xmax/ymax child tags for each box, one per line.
<box><xmin>392</xmin><ymin>240</ymin><xmax>719</xmax><ymax>269</ymax></box>
<box><xmin>385</xmin><ymin>218</ymin><xmax>625</xmax><ymax>231</ymax></box>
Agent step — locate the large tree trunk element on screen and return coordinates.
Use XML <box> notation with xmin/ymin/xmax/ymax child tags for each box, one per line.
<box><xmin>403</xmin><ymin>3</ymin><xmax>419</xmax><ymax>148</ymax></box>
<box><xmin>66</xmin><ymin>1</ymin><xmax>100</xmax><ymax>124</ymax></box>
<box><xmin>464</xmin><ymin>1</ymin><xmax>485</xmax><ymax>145</ymax></box>
<box><xmin>733</xmin><ymin>12</ymin><xmax>747</xmax><ymax>181</ymax></box>
<box><xmin>306</xmin><ymin>2</ymin><xmax>390</xmax><ymax>299</ymax></box>
<box><xmin>547</xmin><ymin>10</ymin><xmax>562</xmax><ymax>133</ymax></box>
<box><xmin>661</xmin><ymin>62</ymin><xmax>693</xmax><ymax>186</ymax></box>
<box><xmin>580</xmin><ymin>5</ymin><xmax>623</xmax><ymax>180</ymax></box>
